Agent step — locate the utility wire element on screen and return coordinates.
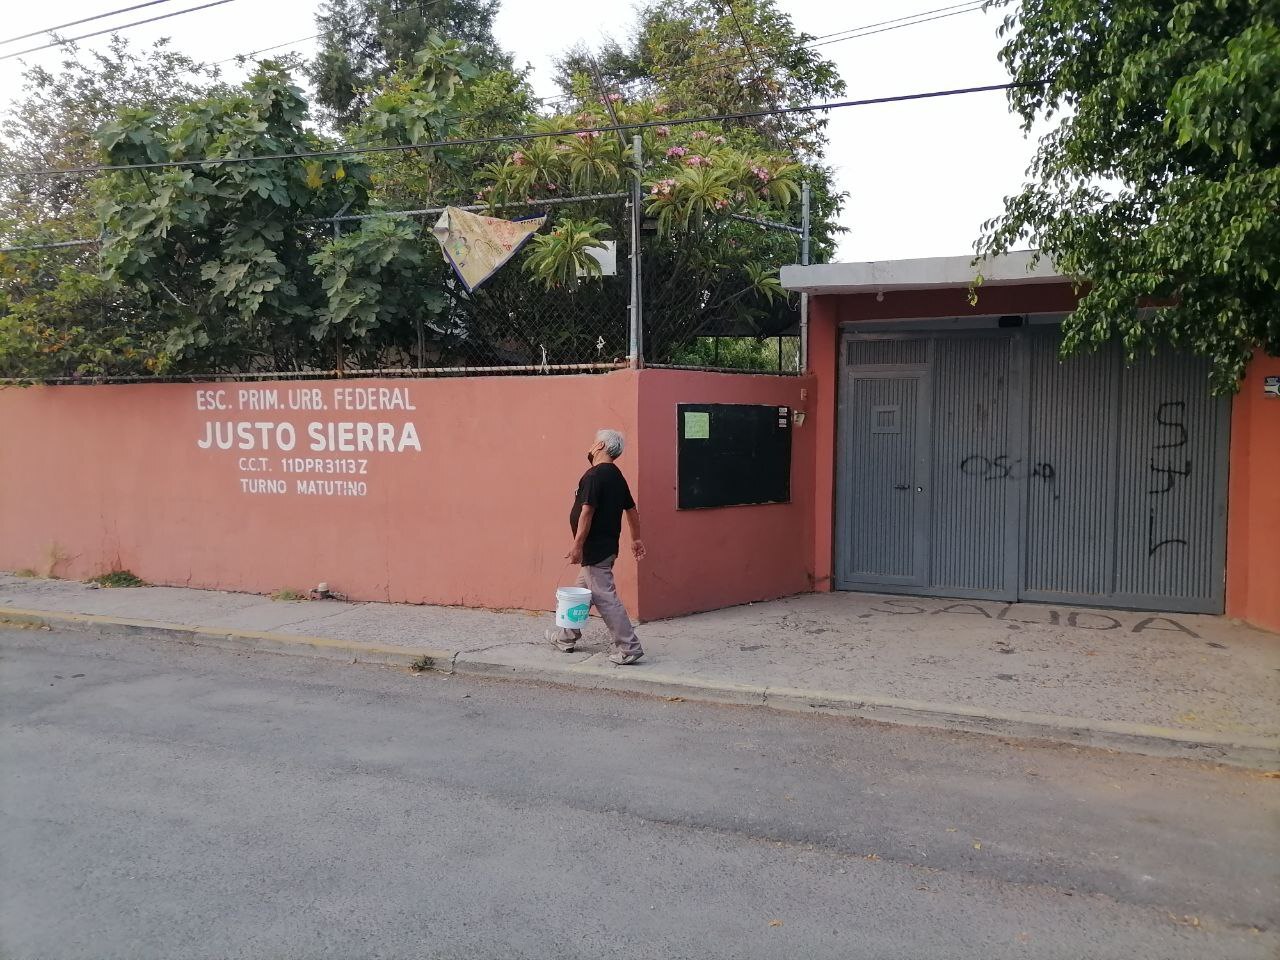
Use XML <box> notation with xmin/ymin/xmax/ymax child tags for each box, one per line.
<box><xmin>808</xmin><ymin>5</ymin><xmax>988</xmax><ymax>50</ymax></box>
<box><xmin>14</xmin><ymin>80</ymin><xmax>1044</xmax><ymax>179</ymax></box>
<box><xmin>212</xmin><ymin>33</ymin><xmax>322</xmax><ymax>65</ymax></box>
<box><xmin>809</xmin><ymin>1</ymin><xmax>988</xmax><ymax>45</ymax></box>
<box><xmin>0</xmin><ymin>0</ymin><xmax>184</xmax><ymax>46</ymax></box>
<box><xmin>0</xmin><ymin>0</ymin><xmax>239</xmax><ymax>62</ymax></box>
<box><xmin>211</xmin><ymin>2</ymin><xmax>494</xmax><ymax>72</ymax></box>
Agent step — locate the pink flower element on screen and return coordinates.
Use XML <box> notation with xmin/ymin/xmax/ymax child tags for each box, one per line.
<box><xmin>712</xmin><ymin>135</ymin><xmax>726</xmax><ymax>145</ymax></box>
<box><xmin>576</xmin><ymin>131</ymin><xmax>599</xmax><ymax>142</ymax></box>
<box><xmin>666</xmin><ymin>146</ymin><xmax>687</xmax><ymax>158</ymax></box>
<box><xmin>684</xmin><ymin>154</ymin><xmax>710</xmax><ymax>167</ymax></box>
<box><xmin>546</xmin><ymin>183</ymin><xmax>558</xmax><ymax>191</ymax></box>
<box><xmin>751</xmin><ymin>165</ymin><xmax>772</xmax><ymax>183</ymax></box>
<box><xmin>607</xmin><ymin>92</ymin><xmax>623</xmax><ymax>102</ymax></box>
<box><xmin>655</xmin><ymin>125</ymin><xmax>671</xmax><ymax>137</ymax></box>
<box><xmin>511</xmin><ymin>151</ymin><xmax>527</xmax><ymax>166</ymax></box>
<box><xmin>653</xmin><ymin>103</ymin><xmax>667</xmax><ymax>115</ymax></box>
<box><xmin>691</xmin><ymin>130</ymin><xmax>708</xmax><ymax>140</ymax></box>
<box><xmin>714</xmin><ymin>199</ymin><xmax>729</xmax><ymax>209</ymax></box>
<box><xmin>650</xmin><ymin>177</ymin><xmax>677</xmax><ymax>197</ymax></box>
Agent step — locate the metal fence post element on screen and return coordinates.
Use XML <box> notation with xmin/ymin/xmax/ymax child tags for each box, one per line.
<box><xmin>800</xmin><ymin>180</ymin><xmax>811</xmax><ymax>373</ymax></box>
<box><xmin>629</xmin><ymin>134</ymin><xmax>644</xmax><ymax>369</ymax></box>
<box><xmin>332</xmin><ymin>213</ymin><xmax>344</xmax><ymax>374</ymax></box>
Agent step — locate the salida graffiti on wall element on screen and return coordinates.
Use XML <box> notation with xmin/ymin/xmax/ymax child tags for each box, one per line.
<box><xmin>193</xmin><ymin>385</ymin><xmax>422</xmax><ymax>498</ymax></box>
<box><xmin>869</xmin><ymin>597</ymin><xmax>1204</xmax><ymax>638</ymax></box>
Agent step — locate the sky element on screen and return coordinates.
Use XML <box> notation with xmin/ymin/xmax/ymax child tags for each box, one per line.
<box><xmin>0</xmin><ymin>0</ymin><xmax>1041</xmax><ymax>263</ymax></box>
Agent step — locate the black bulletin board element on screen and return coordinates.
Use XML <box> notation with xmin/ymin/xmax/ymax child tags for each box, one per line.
<box><xmin>677</xmin><ymin>403</ymin><xmax>792</xmax><ymax>510</ymax></box>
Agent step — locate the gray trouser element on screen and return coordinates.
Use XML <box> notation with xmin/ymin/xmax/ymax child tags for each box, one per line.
<box><xmin>553</xmin><ymin>555</ymin><xmax>642</xmax><ymax>656</ymax></box>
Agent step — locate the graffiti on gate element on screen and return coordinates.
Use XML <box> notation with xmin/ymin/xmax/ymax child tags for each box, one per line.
<box><xmin>1148</xmin><ymin>400</ymin><xmax>1190</xmax><ymax>557</ymax></box>
<box><xmin>960</xmin><ymin>455</ymin><xmax>1059</xmax><ymax>499</ymax></box>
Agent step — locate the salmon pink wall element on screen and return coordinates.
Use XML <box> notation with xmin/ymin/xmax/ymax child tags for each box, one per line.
<box><xmin>632</xmin><ymin>369</ymin><xmax>816</xmax><ymax>621</ymax></box>
<box><xmin>1226</xmin><ymin>353</ymin><xmax>1280</xmax><ymax>633</ymax></box>
<box><xmin>0</xmin><ymin>373</ymin><xmax>640</xmax><ymax>613</ymax></box>
<box><xmin>807</xmin><ymin>296</ymin><xmax>841</xmax><ymax>592</ymax></box>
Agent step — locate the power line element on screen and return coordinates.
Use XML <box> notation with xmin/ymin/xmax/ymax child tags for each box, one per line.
<box><xmin>16</xmin><ymin>81</ymin><xmax>1044</xmax><ymax>179</ymax></box>
<box><xmin>808</xmin><ymin>4</ymin><xmax>988</xmax><ymax>49</ymax></box>
<box><xmin>0</xmin><ymin>0</ymin><xmax>239</xmax><ymax>62</ymax></box>
<box><xmin>0</xmin><ymin>237</ymin><xmax>100</xmax><ymax>253</ymax></box>
<box><xmin>212</xmin><ymin>33</ymin><xmax>321</xmax><ymax>66</ymax></box>
<box><xmin>210</xmin><ymin>2</ymin><xmax>493</xmax><ymax>75</ymax></box>
<box><xmin>808</xmin><ymin>1</ymin><xmax>987</xmax><ymax>45</ymax></box>
<box><xmin>0</xmin><ymin>0</ymin><xmax>184</xmax><ymax>46</ymax></box>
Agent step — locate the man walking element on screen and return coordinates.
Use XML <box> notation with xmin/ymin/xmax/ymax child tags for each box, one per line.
<box><xmin>547</xmin><ymin>429</ymin><xmax>646</xmax><ymax>665</ymax></box>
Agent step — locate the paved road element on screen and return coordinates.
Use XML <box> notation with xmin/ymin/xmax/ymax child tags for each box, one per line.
<box><xmin>2</xmin><ymin>627</ymin><xmax>1276</xmax><ymax>960</ymax></box>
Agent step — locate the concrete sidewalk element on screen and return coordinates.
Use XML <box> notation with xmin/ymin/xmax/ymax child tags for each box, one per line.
<box><xmin>3</xmin><ymin>572</ymin><xmax>1278</xmax><ymax>767</ymax></box>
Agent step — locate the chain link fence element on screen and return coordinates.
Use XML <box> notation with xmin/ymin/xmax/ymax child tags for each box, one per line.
<box><xmin>319</xmin><ymin>194</ymin><xmax>633</xmax><ymax>377</ymax></box>
<box><xmin>642</xmin><ymin>261</ymin><xmax>801</xmax><ymax>374</ymax></box>
<box><xmin>3</xmin><ymin>187</ymin><xmax>804</xmax><ymax>382</ymax></box>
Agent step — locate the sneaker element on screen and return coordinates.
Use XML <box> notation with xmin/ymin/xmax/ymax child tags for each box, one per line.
<box><xmin>609</xmin><ymin>650</ymin><xmax>644</xmax><ymax>665</ymax></box>
<box><xmin>545</xmin><ymin>629</ymin><xmax>576</xmax><ymax>653</ymax></box>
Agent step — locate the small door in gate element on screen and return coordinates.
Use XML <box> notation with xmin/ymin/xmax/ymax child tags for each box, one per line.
<box><xmin>838</xmin><ymin>371</ymin><xmax>931</xmax><ymax>587</ymax></box>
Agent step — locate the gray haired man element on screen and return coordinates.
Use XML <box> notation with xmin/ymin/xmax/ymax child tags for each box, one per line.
<box><xmin>546</xmin><ymin>429</ymin><xmax>646</xmax><ymax>665</ymax></box>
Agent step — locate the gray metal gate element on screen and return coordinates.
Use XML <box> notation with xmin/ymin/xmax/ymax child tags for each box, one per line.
<box><xmin>836</xmin><ymin>326</ymin><xmax>1230</xmax><ymax>613</ymax></box>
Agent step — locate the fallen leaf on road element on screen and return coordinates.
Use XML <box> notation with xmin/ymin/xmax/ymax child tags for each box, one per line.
<box><xmin>973</xmin><ymin>842</ymin><xmax>982</xmax><ymax>850</ymax></box>
<box><xmin>769</xmin><ymin>920</ymin><xmax>784</xmax><ymax>928</ymax></box>
<box><xmin>1017</xmin><ymin>933</ymin><xmax>1031</xmax><ymax>943</ymax></box>
<box><xmin>946</xmin><ymin>828</ymin><xmax>957</xmax><ymax>833</ymax></box>
<box><xmin>663</xmin><ymin>696</ymin><xmax>685</xmax><ymax>703</ymax></box>
<box><xmin>864</xmin><ymin>853</ymin><xmax>881</xmax><ymax>861</ymax></box>
<box><xmin>1169</xmin><ymin>914</ymin><xmax>1201</xmax><ymax>929</ymax></box>
<box><xmin>1260</xmin><ymin>771</ymin><xmax>1280</xmax><ymax>780</ymax></box>
<box><xmin>1084</xmin><ymin>650</ymin><xmax>1099</xmax><ymax>656</ymax></box>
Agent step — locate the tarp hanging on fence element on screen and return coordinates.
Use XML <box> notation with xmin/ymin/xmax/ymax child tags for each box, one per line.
<box><xmin>431</xmin><ymin>207</ymin><xmax>546</xmax><ymax>292</ymax></box>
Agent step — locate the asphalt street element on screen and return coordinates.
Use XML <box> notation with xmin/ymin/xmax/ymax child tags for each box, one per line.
<box><xmin>2</xmin><ymin>626</ymin><xmax>1276</xmax><ymax>959</ymax></box>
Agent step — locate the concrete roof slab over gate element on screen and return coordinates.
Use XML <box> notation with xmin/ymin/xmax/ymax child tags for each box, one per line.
<box><xmin>781</xmin><ymin>250</ymin><xmax>1063</xmax><ymax>295</ymax></box>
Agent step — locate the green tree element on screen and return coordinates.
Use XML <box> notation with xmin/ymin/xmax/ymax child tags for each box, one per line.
<box><xmin>477</xmin><ymin>99</ymin><xmax>806</xmax><ymax>361</ymax></box>
<box><xmin>353</xmin><ymin>32</ymin><xmax>534</xmax><ymax>210</ymax></box>
<box><xmin>978</xmin><ymin>0</ymin><xmax>1280</xmax><ymax>392</ymax></box>
<box><xmin>545</xmin><ymin>0</ymin><xmax>846</xmax><ymax>353</ymax></box>
<box><xmin>308</xmin><ymin>0</ymin><xmax>510</xmax><ymax>128</ymax></box>
<box><xmin>92</xmin><ymin>42</ymin><xmax>503</xmax><ymax>374</ymax></box>
<box><xmin>553</xmin><ymin>0</ymin><xmax>846</xmax><ymax>154</ymax></box>
<box><xmin>96</xmin><ymin>64</ymin><xmax>370</xmax><ymax>372</ymax></box>
<box><xmin>0</xmin><ymin>38</ymin><xmax>223</xmax><ymax>378</ymax></box>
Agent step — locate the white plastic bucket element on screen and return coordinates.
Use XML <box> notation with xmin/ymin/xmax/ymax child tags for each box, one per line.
<box><xmin>555</xmin><ymin>586</ymin><xmax>592</xmax><ymax>629</ymax></box>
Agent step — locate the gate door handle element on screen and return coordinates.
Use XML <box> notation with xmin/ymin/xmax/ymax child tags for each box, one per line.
<box><xmin>894</xmin><ymin>484</ymin><xmax>910</xmax><ymax>491</ymax></box>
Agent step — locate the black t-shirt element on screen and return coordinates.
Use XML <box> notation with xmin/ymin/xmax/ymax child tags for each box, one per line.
<box><xmin>570</xmin><ymin>462</ymin><xmax>636</xmax><ymax>566</ymax></box>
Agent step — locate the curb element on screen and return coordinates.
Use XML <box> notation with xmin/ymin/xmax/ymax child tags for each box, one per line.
<box><xmin>6</xmin><ymin>606</ymin><xmax>1278</xmax><ymax>770</ymax></box>
<box><xmin>0</xmin><ymin>607</ymin><xmax>457</xmax><ymax>674</ymax></box>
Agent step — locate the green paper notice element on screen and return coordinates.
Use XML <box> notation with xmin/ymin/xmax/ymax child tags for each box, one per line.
<box><xmin>684</xmin><ymin>411</ymin><xmax>710</xmax><ymax>439</ymax></box>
